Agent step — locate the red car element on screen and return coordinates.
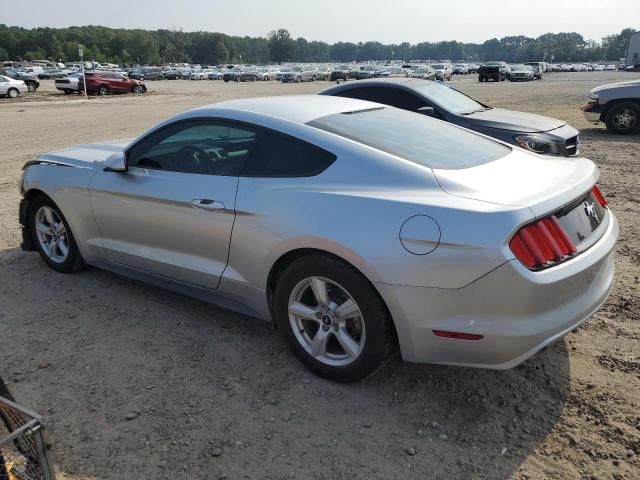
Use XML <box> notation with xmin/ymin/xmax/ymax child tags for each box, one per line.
<box><xmin>84</xmin><ymin>72</ymin><xmax>146</xmax><ymax>95</ymax></box>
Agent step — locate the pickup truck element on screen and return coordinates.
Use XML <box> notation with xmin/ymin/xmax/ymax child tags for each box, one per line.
<box><xmin>582</xmin><ymin>79</ymin><xmax>640</xmax><ymax>134</ymax></box>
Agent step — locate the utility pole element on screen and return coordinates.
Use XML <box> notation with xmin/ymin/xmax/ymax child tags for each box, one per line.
<box><xmin>79</xmin><ymin>44</ymin><xmax>88</xmax><ymax>100</ymax></box>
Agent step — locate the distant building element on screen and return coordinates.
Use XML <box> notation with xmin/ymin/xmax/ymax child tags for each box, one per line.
<box><xmin>626</xmin><ymin>31</ymin><xmax>640</xmax><ymax>66</ymax></box>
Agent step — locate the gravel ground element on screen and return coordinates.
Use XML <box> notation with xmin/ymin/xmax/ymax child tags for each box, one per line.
<box><xmin>0</xmin><ymin>72</ymin><xmax>638</xmax><ymax>480</ymax></box>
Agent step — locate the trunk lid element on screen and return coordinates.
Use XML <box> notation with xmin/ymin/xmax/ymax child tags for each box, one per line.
<box><xmin>433</xmin><ymin>149</ymin><xmax>599</xmax><ymax>219</ymax></box>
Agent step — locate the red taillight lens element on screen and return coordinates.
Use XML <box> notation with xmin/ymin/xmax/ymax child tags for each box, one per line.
<box><xmin>592</xmin><ymin>185</ymin><xmax>608</xmax><ymax>208</ymax></box>
<box><xmin>510</xmin><ymin>215</ymin><xmax>577</xmax><ymax>270</ymax></box>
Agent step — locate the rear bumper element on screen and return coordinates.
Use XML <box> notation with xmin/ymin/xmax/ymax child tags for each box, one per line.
<box><xmin>376</xmin><ymin>212</ymin><xmax>618</xmax><ymax>368</ymax></box>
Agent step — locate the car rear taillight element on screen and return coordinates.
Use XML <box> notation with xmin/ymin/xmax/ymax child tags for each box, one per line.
<box><xmin>510</xmin><ymin>215</ymin><xmax>577</xmax><ymax>270</ymax></box>
<box><xmin>592</xmin><ymin>185</ymin><xmax>608</xmax><ymax>208</ymax></box>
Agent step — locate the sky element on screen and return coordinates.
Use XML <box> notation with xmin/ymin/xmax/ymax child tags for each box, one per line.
<box><xmin>3</xmin><ymin>0</ymin><xmax>639</xmax><ymax>44</ymax></box>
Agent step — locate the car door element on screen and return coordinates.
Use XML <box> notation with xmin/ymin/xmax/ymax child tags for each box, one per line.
<box><xmin>113</xmin><ymin>74</ymin><xmax>130</xmax><ymax>92</ymax></box>
<box><xmin>0</xmin><ymin>76</ymin><xmax>9</xmax><ymax>95</ymax></box>
<box><xmin>89</xmin><ymin>119</ymin><xmax>258</xmax><ymax>290</ymax></box>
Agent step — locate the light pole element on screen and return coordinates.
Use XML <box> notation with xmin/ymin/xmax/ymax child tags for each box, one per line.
<box><xmin>78</xmin><ymin>44</ymin><xmax>88</xmax><ymax>100</ymax></box>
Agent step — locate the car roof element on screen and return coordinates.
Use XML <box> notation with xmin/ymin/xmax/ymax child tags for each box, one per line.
<box><xmin>320</xmin><ymin>77</ymin><xmax>434</xmax><ymax>96</ymax></box>
<box><xmin>189</xmin><ymin>95</ymin><xmax>382</xmax><ymax>124</ymax></box>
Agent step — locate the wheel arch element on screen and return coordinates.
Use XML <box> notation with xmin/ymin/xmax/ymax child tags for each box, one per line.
<box><xmin>19</xmin><ymin>188</ymin><xmax>53</xmax><ymax>251</ymax></box>
<box><xmin>265</xmin><ymin>247</ymin><xmax>398</xmax><ymax>346</ymax></box>
<box><xmin>600</xmin><ymin>98</ymin><xmax>640</xmax><ymax>120</ymax></box>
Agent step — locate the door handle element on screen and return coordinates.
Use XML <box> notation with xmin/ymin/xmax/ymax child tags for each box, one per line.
<box><xmin>191</xmin><ymin>199</ymin><xmax>225</xmax><ymax>211</ymax></box>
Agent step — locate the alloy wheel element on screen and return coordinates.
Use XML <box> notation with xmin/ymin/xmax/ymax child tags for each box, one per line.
<box><xmin>35</xmin><ymin>206</ymin><xmax>70</xmax><ymax>263</ymax></box>
<box><xmin>288</xmin><ymin>276</ymin><xmax>366</xmax><ymax>367</ymax></box>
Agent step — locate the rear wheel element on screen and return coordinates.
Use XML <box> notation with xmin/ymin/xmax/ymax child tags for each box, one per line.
<box><xmin>274</xmin><ymin>254</ymin><xmax>393</xmax><ymax>382</ymax></box>
<box><xmin>98</xmin><ymin>85</ymin><xmax>108</xmax><ymax>96</ymax></box>
<box><xmin>132</xmin><ymin>84</ymin><xmax>144</xmax><ymax>94</ymax></box>
<box><xmin>29</xmin><ymin>195</ymin><xmax>84</xmax><ymax>273</ymax></box>
<box><xmin>7</xmin><ymin>88</ymin><xmax>19</xmax><ymax>98</ymax></box>
<box><xmin>605</xmin><ymin>102</ymin><xmax>640</xmax><ymax>134</ymax></box>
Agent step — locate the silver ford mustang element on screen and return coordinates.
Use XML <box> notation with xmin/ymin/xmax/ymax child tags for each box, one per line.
<box><xmin>18</xmin><ymin>95</ymin><xmax>618</xmax><ymax>381</ymax></box>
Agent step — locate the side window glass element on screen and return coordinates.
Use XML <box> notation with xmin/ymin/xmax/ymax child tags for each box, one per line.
<box><xmin>127</xmin><ymin>121</ymin><xmax>257</xmax><ymax>176</ymax></box>
<box><xmin>242</xmin><ymin>131</ymin><xmax>336</xmax><ymax>178</ymax></box>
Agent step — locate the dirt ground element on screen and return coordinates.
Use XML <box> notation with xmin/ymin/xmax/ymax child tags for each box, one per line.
<box><xmin>0</xmin><ymin>72</ymin><xmax>638</xmax><ymax>480</ymax></box>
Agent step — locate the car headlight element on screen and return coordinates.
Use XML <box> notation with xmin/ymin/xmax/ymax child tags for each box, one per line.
<box><xmin>588</xmin><ymin>93</ymin><xmax>599</xmax><ymax>103</ymax></box>
<box><xmin>514</xmin><ymin>135</ymin><xmax>562</xmax><ymax>155</ymax></box>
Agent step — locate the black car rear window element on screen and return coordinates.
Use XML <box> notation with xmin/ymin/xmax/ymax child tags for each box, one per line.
<box><xmin>242</xmin><ymin>130</ymin><xmax>336</xmax><ymax>177</ymax></box>
<box><xmin>308</xmin><ymin>107</ymin><xmax>510</xmax><ymax>170</ymax></box>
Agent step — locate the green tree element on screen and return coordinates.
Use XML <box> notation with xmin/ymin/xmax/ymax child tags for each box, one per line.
<box><xmin>268</xmin><ymin>28</ymin><xmax>294</xmax><ymax>63</ymax></box>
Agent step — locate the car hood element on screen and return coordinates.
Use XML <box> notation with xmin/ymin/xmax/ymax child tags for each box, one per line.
<box><xmin>591</xmin><ymin>79</ymin><xmax>640</xmax><ymax>94</ymax></box>
<box><xmin>433</xmin><ymin>149</ymin><xmax>598</xmax><ymax>217</ymax></box>
<box><xmin>462</xmin><ymin>107</ymin><xmax>566</xmax><ymax>133</ymax></box>
<box><xmin>34</xmin><ymin>139</ymin><xmax>134</xmax><ymax>168</ymax></box>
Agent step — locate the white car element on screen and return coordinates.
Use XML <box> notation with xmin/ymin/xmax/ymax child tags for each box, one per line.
<box><xmin>55</xmin><ymin>72</ymin><xmax>84</xmax><ymax>94</ymax></box>
<box><xmin>0</xmin><ymin>75</ymin><xmax>28</xmax><ymax>98</ymax></box>
<box><xmin>189</xmin><ymin>70</ymin><xmax>208</xmax><ymax>80</ymax></box>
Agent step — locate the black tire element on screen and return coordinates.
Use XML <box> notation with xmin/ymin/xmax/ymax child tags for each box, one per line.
<box><xmin>296</xmin><ymin>76</ymin><xmax>302</xmax><ymax>83</ymax></box>
<box><xmin>224</xmin><ymin>79</ymin><xmax>229</xmax><ymax>83</ymax></box>
<box><xmin>235</xmin><ymin>76</ymin><xmax>240</xmax><ymax>82</ymax></box>
<box><xmin>311</xmin><ymin>75</ymin><xmax>316</xmax><ymax>82</ymax></box>
<box><xmin>29</xmin><ymin>195</ymin><xmax>85</xmax><ymax>274</ymax></box>
<box><xmin>98</xmin><ymin>85</ymin><xmax>108</xmax><ymax>96</ymax></box>
<box><xmin>605</xmin><ymin>102</ymin><xmax>640</xmax><ymax>134</ymax></box>
<box><xmin>26</xmin><ymin>81</ymin><xmax>37</xmax><ymax>92</ymax></box>
<box><xmin>64</xmin><ymin>89</ymin><xmax>72</xmax><ymax>95</ymax></box>
<box><xmin>7</xmin><ymin>88</ymin><xmax>19</xmax><ymax>98</ymax></box>
<box><xmin>274</xmin><ymin>254</ymin><xmax>394</xmax><ymax>382</ymax></box>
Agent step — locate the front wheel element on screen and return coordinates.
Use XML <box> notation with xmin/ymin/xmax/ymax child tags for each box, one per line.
<box><xmin>274</xmin><ymin>254</ymin><xmax>393</xmax><ymax>382</ymax></box>
<box><xmin>605</xmin><ymin>102</ymin><xmax>640</xmax><ymax>134</ymax></box>
<box><xmin>29</xmin><ymin>195</ymin><xmax>84</xmax><ymax>273</ymax></box>
<box><xmin>132</xmin><ymin>84</ymin><xmax>144</xmax><ymax>94</ymax></box>
<box><xmin>296</xmin><ymin>76</ymin><xmax>302</xmax><ymax>83</ymax></box>
<box><xmin>27</xmin><ymin>82</ymin><xmax>37</xmax><ymax>92</ymax></box>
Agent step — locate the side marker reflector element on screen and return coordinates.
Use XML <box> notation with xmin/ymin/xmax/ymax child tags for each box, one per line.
<box><xmin>432</xmin><ymin>330</ymin><xmax>484</xmax><ymax>340</ymax></box>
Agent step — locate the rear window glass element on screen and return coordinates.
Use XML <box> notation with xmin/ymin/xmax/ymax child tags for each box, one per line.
<box><xmin>242</xmin><ymin>131</ymin><xmax>336</xmax><ymax>177</ymax></box>
<box><xmin>308</xmin><ymin>107</ymin><xmax>510</xmax><ymax>170</ymax></box>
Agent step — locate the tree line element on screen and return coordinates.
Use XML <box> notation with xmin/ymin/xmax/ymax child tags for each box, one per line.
<box><xmin>0</xmin><ymin>24</ymin><xmax>635</xmax><ymax>65</ymax></box>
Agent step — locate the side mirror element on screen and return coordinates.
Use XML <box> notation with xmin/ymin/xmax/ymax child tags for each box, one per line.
<box><xmin>417</xmin><ymin>106</ymin><xmax>436</xmax><ymax>117</ymax></box>
<box><xmin>104</xmin><ymin>152</ymin><xmax>127</xmax><ymax>172</ymax></box>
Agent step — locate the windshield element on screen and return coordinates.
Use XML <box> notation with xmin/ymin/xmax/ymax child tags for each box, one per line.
<box><xmin>432</xmin><ymin>64</ymin><xmax>445</xmax><ymax>69</ymax></box>
<box><xmin>413</xmin><ymin>82</ymin><xmax>486</xmax><ymax>115</ymax></box>
<box><xmin>308</xmin><ymin>107</ymin><xmax>509</xmax><ymax>170</ymax></box>
<box><xmin>513</xmin><ymin>65</ymin><xmax>532</xmax><ymax>71</ymax></box>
